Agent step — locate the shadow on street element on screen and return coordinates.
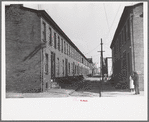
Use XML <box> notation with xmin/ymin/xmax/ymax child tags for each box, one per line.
<box><xmin>58</xmin><ymin>77</ymin><xmax>129</xmax><ymax>94</ymax></box>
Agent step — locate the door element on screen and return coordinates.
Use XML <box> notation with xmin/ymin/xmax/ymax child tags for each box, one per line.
<box><xmin>65</xmin><ymin>58</ymin><xmax>68</xmax><ymax>76</ymax></box>
<box><xmin>51</xmin><ymin>52</ymin><xmax>55</xmax><ymax>79</ymax></box>
<box><xmin>45</xmin><ymin>53</ymin><xmax>49</xmax><ymax>89</ymax></box>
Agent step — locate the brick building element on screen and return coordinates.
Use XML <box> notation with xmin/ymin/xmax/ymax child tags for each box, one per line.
<box><xmin>110</xmin><ymin>3</ymin><xmax>144</xmax><ymax>90</ymax></box>
<box><xmin>6</xmin><ymin>4</ymin><xmax>93</xmax><ymax>93</ymax></box>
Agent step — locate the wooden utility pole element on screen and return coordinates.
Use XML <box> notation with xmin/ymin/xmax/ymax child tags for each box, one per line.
<box><xmin>98</xmin><ymin>38</ymin><xmax>105</xmax><ymax>97</ymax></box>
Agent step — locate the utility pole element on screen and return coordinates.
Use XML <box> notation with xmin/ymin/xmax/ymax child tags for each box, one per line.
<box><xmin>98</xmin><ymin>38</ymin><xmax>105</xmax><ymax>97</ymax></box>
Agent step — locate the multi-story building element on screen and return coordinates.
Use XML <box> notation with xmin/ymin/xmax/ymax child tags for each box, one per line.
<box><xmin>110</xmin><ymin>3</ymin><xmax>144</xmax><ymax>90</ymax></box>
<box><xmin>105</xmin><ymin>57</ymin><xmax>112</xmax><ymax>77</ymax></box>
<box><xmin>6</xmin><ymin>4</ymin><xmax>93</xmax><ymax>92</ymax></box>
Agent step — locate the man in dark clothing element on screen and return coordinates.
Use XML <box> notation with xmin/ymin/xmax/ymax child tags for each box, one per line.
<box><xmin>132</xmin><ymin>71</ymin><xmax>140</xmax><ymax>94</ymax></box>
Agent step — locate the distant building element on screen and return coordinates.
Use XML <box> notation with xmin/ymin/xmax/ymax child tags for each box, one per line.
<box><xmin>110</xmin><ymin>3</ymin><xmax>144</xmax><ymax>90</ymax></box>
<box><xmin>101</xmin><ymin>58</ymin><xmax>108</xmax><ymax>76</ymax></box>
<box><xmin>87</xmin><ymin>58</ymin><xmax>94</xmax><ymax>75</ymax></box>
<box><xmin>105</xmin><ymin>57</ymin><xmax>112</xmax><ymax>77</ymax></box>
<box><xmin>87</xmin><ymin>58</ymin><xmax>93</xmax><ymax>64</ymax></box>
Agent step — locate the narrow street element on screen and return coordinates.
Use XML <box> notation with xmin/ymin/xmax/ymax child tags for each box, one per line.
<box><xmin>6</xmin><ymin>77</ymin><xmax>144</xmax><ymax>98</ymax></box>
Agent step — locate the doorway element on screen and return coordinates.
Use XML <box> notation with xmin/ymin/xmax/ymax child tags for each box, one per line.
<box><xmin>51</xmin><ymin>52</ymin><xmax>55</xmax><ymax>80</ymax></box>
<box><xmin>65</xmin><ymin>58</ymin><xmax>68</xmax><ymax>76</ymax></box>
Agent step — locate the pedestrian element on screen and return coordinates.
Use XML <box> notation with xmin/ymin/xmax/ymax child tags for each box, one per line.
<box><xmin>129</xmin><ymin>74</ymin><xmax>134</xmax><ymax>93</ymax></box>
<box><xmin>132</xmin><ymin>71</ymin><xmax>140</xmax><ymax>95</ymax></box>
<box><xmin>104</xmin><ymin>74</ymin><xmax>108</xmax><ymax>83</ymax></box>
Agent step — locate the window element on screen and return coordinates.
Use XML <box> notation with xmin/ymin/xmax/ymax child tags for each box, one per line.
<box><xmin>68</xmin><ymin>62</ymin><xmax>70</xmax><ymax>74</ymax></box>
<box><xmin>73</xmin><ymin>62</ymin><xmax>75</xmax><ymax>75</ymax></box>
<box><xmin>75</xmin><ymin>65</ymin><xmax>76</xmax><ymax>74</ymax></box>
<box><xmin>45</xmin><ymin>53</ymin><xmax>48</xmax><ymax>75</ymax></box>
<box><xmin>42</xmin><ymin>22</ymin><xmax>46</xmax><ymax>42</ymax></box>
<box><xmin>49</xmin><ymin>28</ymin><xmax>52</xmax><ymax>46</ymax></box>
<box><xmin>57</xmin><ymin>58</ymin><xmax>59</xmax><ymax>76</ymax></box>
<box><xmin>77</xmin><ymin>64</ymin><xmax>79</xmax><ymax>74</ymax></box>
<box><xmin>82</xmin><ymin>58</ymin><xmax>84</xmax><ymax>63</ymax></box>
<box><xmin>54</xmin><ymin>33</ymin><xmax>56</xmax><ymax>49</ymax></box>
<box><xmin>61</xmin><ymin>38</ymin><xmax>63</xmax><ymax>53</ymax></box>
<box><xmin>71</xmin><ymin>63</ymin><xmax>73</xmax><ymax>74</ymax></box>
<box><xmin>62</xmin><ymin>60</ymin><xmax>64</xmax><ymax>76</ymax></box>
<box><xmin>70</xmin><ymin>47</ymin><xmax>72</xmax><ymax>57</ymax></box>
<box><xmin>58</xmin><ymin>36</ymin><xmax>60</xmax><ymax>51</ymax></box>
<box><xmin>67</xmin><ymin>43</ymin><xmax>68</xmax><ymax>55</ymax></box>
<box><xmin>64</xmin><ymin>41</ymin><xmax>66</xmax><ymax>54</ymax></box>
<box><xmin>69</xmin><ymin>45</ymin><xmax>70</xmax><ymax>56</ymax></box>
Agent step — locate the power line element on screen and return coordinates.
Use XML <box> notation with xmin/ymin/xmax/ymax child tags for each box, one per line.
<box><xmin>104</xmin><ymin>4</ymin><xmax>122</xmax><ymax>40</ymax></box>
<box><xmin>92</xmin><ymin>54</ymin><xmax>99</xmax><ymax>57</ymax></box>
<box><xmin>103</xmin><ymin>3</ymin><xmax>110</xmax><ymax>30</ymax></box>
<box><xmin>85</xmin><ymin>44</ymin><xmax>100</xmax><ymax>55</ymax></box>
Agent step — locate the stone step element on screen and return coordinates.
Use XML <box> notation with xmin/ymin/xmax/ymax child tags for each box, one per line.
<box><xmin>50</xmin><ymin>82</ymin><xmax>61</xmax><ymax>89</ymax></box>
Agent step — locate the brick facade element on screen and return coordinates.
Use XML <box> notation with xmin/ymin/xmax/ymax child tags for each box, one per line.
<box><xmin>6</xmin><ymin>4</ymin><xmax>42</xmax><ymax>92</ymax></box>
<box><xmin>6</xmin><ymin>4</ymin><xmax>93</xmax><ymax>93</ymax></box>
<box><xmin>110</xmin><ymin>3</ymin><xmax>144</xmax><ymax>90</ymax></box>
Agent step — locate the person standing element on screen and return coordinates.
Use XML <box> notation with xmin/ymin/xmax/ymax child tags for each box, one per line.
<box><xmin>104</xmin><ymin>74</ymin><xmax>108</xmax><ymax>83</ymax></box>
<box><xmin>132</xmin><ymin>71</ymin><xmax>140</xmax><ymax>94</ymax></box>
<box><xmin>129</xmin><ymin>75</ymin><xmax>134</xmax><ymax>92</ymax></box>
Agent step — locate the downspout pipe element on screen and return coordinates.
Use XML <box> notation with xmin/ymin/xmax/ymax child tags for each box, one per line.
<box><xmin>131</xmin><ymin>9</ymin><xmax>136</xmax><ymax>72</ymax></box>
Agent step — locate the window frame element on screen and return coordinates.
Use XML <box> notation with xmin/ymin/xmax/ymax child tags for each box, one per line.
<box><xmin>42</xmin><ymin>22</ymin><xmax>46</xmax><ymax>42</ymax></box>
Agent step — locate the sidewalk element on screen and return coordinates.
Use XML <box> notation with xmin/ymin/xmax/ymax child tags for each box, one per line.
<box><xmin>6</xmin><ymin>77</ymin><xmax>144</xmax><ymax>98</ymax></box>
<box><xmin>6</xmin><ymin>89</ymin><xmax>72</xmax><ymax>98</ymax></box>
<box><xmin>6</xmin><ymin>88</ymin><xmax>144</xmax><ymax>98</ymax></box>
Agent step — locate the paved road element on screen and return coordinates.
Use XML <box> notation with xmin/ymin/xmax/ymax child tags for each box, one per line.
<box><xmin>6</xmin><ymin>77</ymin><xmax>144</xmax><ymax>98</ymax></box>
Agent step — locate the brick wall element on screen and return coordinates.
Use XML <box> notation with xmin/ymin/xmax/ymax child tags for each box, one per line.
<box><xmin>133</xmin><ymin>4</ymin><xmax>144</xmax><ymax>90</ymax></box>
<box><xmin>6</xmin><ymin>5</ymin><xmax>42</xmax><ymax>92</ymax></box>
<box><xmin>110</xmin><ymin>3</ymin><xmax>144</xmax><ymax>90</ymax></box>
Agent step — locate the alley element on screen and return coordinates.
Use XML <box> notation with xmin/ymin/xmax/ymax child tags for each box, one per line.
<box><xmin>6</xmin><ymin>77</ymin><xmax>144</xmax><ymax>98</ymax></box>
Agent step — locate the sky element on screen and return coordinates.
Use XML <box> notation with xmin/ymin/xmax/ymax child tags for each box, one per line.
<box><xmin>23</xmin><ymin>2</ymin><xmax>140</xmax><ymax>67</ymax></box>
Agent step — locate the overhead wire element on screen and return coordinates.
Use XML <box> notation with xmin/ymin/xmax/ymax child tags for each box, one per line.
<box><xmin>103</xmin><ymin>3</ymin><xmax>110</xmax><ymax>30</ymax></box>
<box><xmin>104</xmin><ymin>4</ymin><xmax>122</xmax><ymax>40</ymax></box>
<box><xmin>85</xmin><ymin>44</ymin><xmax>100</xmax><ymax>55</ymax></box>
<box><xmin>90</xmin><ymin>4</ymin><xmax>121</xmax><ymax>63</ymax></box>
